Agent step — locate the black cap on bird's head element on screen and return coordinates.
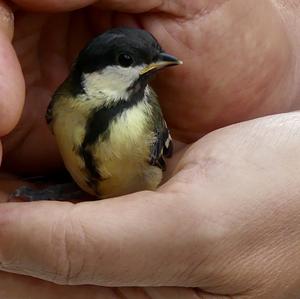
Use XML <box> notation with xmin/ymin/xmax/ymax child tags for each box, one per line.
<box><xmin>71</xmin><ymin>27</ymin><xmax>182</xmax><ymax>99</ymax></box>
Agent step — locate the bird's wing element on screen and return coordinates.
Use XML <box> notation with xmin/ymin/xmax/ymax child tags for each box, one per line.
<box><xmin>45</xmin><ymin>79</ymin><xmax>72</xmax><ymax>131</ymax></box>
<box><xmin>149</xmin><ymin>120</ymin><xmax>173</xmax><ymax>171</ymax></box>
<box><xmin>147</xmin><ymin>87</ymin><xmax>173</xmax><ymax>171</ymax></box>
<box><xmin>45</xmin><ymin>98</ymin><xmax>55</xmax><ymax>125</ymax></box>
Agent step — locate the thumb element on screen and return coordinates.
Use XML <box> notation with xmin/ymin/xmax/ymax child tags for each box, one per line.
<box><xmin>0</xmin><ymin>190</ymin><xmax>207</xmax><ymax>287</ymax></box>
<box><xmin>11</xmin><ymin>0</ymin><xmax>97</xmax><ymax>11</ymax></box>
<box><xmin>0</xmin><ymin>1</ymin><xmax>25</xmax><ymax>137</ymax></box>
<box><xmin>11</xmin><ymin>0</ymin><xmax>159</xmax><ymax>12</ymax></box>
<box><xmin>11</xmin><ymin>0</ymin><xmax>191</xmax><ymax>14</ymax></box>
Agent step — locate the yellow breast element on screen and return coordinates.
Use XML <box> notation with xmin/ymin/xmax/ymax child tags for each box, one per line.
<box><xmin>52</xmin><ymin>99</ymin><xmax>92</xmax><ymax>194</ymax></box>
<box><xmin>52</xmin><ymin>96</ymin><xmax>162</xmax><ymax>198</ymax></box>
<box><xmin>90</xmin><ymin>101</ymin><xmax>162</xmax><ymax>197</ymax></box>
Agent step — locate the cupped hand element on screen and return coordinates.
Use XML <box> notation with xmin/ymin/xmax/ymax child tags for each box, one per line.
<box><xmin>1</xmin><ymin>0</ymin><xmax>300</xmax><ymax>299</ymax></box>
<box><xmin>2</xmin><ymin>112</ymin><xmax>300</xmax><ymax>299</ymax></box>
<box><xmin>2</xmin><ymin>0</ymin><xmax>300</xmax><ymax>173</ymax></box>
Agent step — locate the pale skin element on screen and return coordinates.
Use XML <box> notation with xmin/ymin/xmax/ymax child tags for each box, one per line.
<box><xmin>1</xmin><ymin>0</ymin><xmax>300</xmax><ymax>298</ymax></box>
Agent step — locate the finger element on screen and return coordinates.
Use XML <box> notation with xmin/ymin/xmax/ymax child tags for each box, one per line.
<box><xmin>0</xmin><ymin>272</ymin><xmax>214</xmax><ymax>299</ymax></box>
<box><xmin>0</xmin><ymin>2</ymin><xmax>25</xmax><ymax>137</ymax></box>
<box><xmin>0</xmin><ymin>188</ymin><xmax>207</xmax><ymax>287</ymax></box>
<box><xmin>11</xmin><ymin>0</ymin><xmax>97</xmax><ymax>12</ymax></box>
<box><xmin>0</xmin><ymin>272</ymin><xmax>120</xmax><ymax>299</ymax></box>
<box><xmin>0</xmin><ymin>37</ymin><xmax>25</xmax><ymax>136</ymax></box>
<box><xmin>11</xmin><ymin>0</ymin><xmax>154</xmax><ymax>13</ymax></box>
<box><xmin>94</xmin><ymin>0</ymin><xmax>224</xmax><ymax>16</ymax></box>
<box><xmin>12</xmin><ymin>0</ymin><xmax>205</xmax><ymax>15</ymax></box>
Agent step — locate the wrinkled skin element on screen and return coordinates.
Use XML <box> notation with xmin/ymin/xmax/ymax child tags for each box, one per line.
<box><xmin>1</xmin><ymin>1</ymin><xmax>300</xmax><ymax>298</ymax></box>
<box><xmin>3</xmin><ymin>0</ymin><xmax>299</xmax><ymax>173</ymax></box>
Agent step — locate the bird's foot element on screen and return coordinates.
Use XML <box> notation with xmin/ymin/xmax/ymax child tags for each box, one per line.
<box><xmin>10</xmin><ymin>183</ymin><xmax>86</xmax><ymax>201</ymax></box>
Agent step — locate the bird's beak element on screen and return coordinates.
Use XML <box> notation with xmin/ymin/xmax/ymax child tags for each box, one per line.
<box><xmin>140</xmin><ymin>53</ymin><xmax>183</xmax><ymax>75</ymax></box>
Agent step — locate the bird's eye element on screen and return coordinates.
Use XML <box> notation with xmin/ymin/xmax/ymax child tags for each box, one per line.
<box><xmin>118</xmin><ymin>53</ymin><xmax>134</xmax><ymax>68</ymax></box>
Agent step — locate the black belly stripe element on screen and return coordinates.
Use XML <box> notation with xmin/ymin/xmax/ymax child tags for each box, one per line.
<box><xmin>78</xmin><ymin>146</ymin><xmax>100</xmax><ymax>187</ymax></box>
<box><xmin>79</xmin><ymin>85</ymin><xmax>148</xmax><ymax>190</ymax></box>
<box><xmin>83</xmin><ymin>88</ymin><xmax>146</xmax><ymax>146</ymax></box>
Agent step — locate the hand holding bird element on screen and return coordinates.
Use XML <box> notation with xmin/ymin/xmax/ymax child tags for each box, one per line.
<box><xmin>1</xmin><ymin>1</ymin><xmax>300</xmax><ymax>299</ymax></box>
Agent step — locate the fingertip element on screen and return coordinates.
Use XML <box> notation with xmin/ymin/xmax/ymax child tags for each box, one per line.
<box><xmin>0</xmin><ymin>35</ymin><xmax>25</xmax><ymax>137</ymax></box>
<box><xmin>0</xmin><ymin>2</ymin><xmax>22</xmax><ymax>137</ymax></box>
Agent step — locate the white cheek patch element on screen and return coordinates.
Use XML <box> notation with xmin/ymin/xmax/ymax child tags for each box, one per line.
<box><xmin>82</xmin><ymin>65</ymin><xmax>145</xmax><ymax>104</ymax></box>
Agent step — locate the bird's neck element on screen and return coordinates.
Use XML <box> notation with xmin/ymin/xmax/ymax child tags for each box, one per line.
<box><xmin>80</xmin><ymin>84</ymin><xmax>152</xmax><ymax>150</ymax></box>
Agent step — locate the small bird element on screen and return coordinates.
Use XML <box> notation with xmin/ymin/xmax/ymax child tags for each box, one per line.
<box><xmin>14</xmin><ymin>27</ymin><xmax>182</xmax><ymax>200</ymax></box>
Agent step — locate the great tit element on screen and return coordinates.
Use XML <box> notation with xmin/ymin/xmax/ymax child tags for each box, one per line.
<box><xmin>15</xmin><ymin>27</ymin><xmax>182</xmax><ymax>200</ymax></box>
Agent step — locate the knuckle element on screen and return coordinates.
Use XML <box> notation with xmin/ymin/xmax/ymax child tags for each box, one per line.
<box><xmin>50</xmin><ymin>208</ymin><xmax>88</xmax><ymax>285</ymax></box>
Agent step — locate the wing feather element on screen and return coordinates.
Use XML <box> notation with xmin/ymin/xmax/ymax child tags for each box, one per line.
<box><xmin>147</xmin><ymin>87</ymin><xmax>173</xmax><ymax>171</ymax></box>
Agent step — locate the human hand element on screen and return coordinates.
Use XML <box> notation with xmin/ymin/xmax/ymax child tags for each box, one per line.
<box><xmin>2</xmin><ymin>112</ymin><xmax>300</xmax><ymax>299</ymax></box>
<box><xmin>2</xmin><ymin>0</ymin><xmax>300</xmax><ymax>173</ymax></box>
<box><xmin>1</xmin><ymin>1</ymin><xmax>300</xmax><ymax>299</ymax></box>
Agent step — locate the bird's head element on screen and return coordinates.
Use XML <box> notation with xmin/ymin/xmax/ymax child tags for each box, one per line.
<box><xmin>71</xmin><ymin>27</ymin><xmax>182</xmax><ymax>105</ymax></box>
